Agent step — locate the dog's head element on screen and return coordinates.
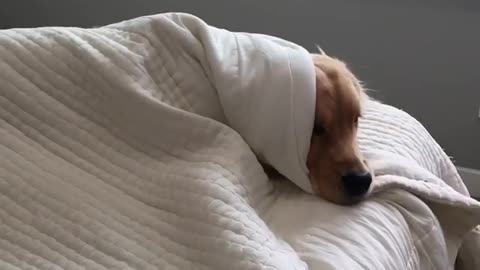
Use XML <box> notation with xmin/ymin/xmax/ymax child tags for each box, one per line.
<box><xmin>307</xmin><ymin>52</ymin><xmax>372</xmax><ymax>205</ymax></box>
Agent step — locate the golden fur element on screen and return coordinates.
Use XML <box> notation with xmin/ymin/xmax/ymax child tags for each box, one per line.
<box><xmin>307</xmin><ymin>53</ymin><xmax>371</xmax><ymax>204</ymax></box>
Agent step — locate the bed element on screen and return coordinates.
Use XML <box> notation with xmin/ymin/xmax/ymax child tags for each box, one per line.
<box><xmin>1</xmin><ymin>12</ymin><xmax>479</xmax><ymax>270</ymax></box>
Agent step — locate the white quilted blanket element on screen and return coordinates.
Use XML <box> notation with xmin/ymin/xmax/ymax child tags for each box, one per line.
<box><xmin>1</xmin><ymin>12</ymin><xmax>479</xmax><ymax>270</ymax></box>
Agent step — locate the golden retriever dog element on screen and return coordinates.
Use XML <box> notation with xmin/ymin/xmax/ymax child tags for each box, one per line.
<box><xmin>307</xmin><ymin>51</ymin><xmax>372</xmax><ymax>205</ymax></box>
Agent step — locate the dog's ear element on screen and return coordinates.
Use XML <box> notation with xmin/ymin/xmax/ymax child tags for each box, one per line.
<box><xmin>315</xmin><ymin>44</ymin><xmax>327</xmax><ymax>56</ymax></box>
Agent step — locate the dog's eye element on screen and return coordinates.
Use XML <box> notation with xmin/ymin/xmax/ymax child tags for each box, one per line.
<box><xmin>354</xmin><ymin>117</ymin><xmax>359</xmax><ymax>127</ymax></box>
<box><xmin>313</xmin><ymin>123</ymin><xmax>326</xmax><ymax>135</ymax></box>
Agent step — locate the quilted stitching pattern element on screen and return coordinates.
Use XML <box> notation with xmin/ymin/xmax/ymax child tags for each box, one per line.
<box><xmin>359</xmin><ymin>102</ymin><xmax>466</xmax><ymax>194</ymax></box>
<box><xmin>0</xmin><ymin>26</ymin><xmax>306</xmax><ymax>270</ymax></box>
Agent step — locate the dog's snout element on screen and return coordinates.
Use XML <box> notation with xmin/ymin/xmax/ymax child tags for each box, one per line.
<box><xmin>341</xmin><ymin>171</ymin><xmax>372</xmax><ymax>197</ymax></box>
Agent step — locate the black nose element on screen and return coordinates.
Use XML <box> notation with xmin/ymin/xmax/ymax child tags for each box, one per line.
<box><xmin>342</xmin><ymin>172</ymin><xmax>372</xmax><ymax>197</ymax></box>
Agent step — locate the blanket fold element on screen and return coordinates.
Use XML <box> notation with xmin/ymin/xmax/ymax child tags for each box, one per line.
<box><xmin>107</xmin><ymin>13</ymin><xmax>316</xmax><ymax>193</ymax></box>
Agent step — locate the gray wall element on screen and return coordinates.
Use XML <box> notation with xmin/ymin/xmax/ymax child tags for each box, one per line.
<box><xmin>2</xmin><ymin>0</ymin><xmax>480</xmax><ymax>169</ymax></box>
